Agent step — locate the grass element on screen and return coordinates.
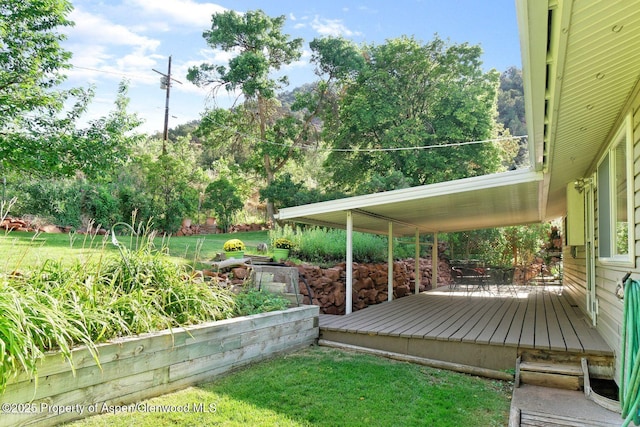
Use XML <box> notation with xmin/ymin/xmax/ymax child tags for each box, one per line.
<box><xmin>69</xmin><ymin>346</ymin><xmax>512</xmax><ymax>427</ymax></box>
<box><xmin>0</xmin><ymin>230</ymin><xmax>270</xmax><ymax>271</ymax></box>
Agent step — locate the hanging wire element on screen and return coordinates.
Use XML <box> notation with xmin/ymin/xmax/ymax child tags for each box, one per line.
<box><xmin>69</xmin><ymin>63</ymin><xmax>528</xmax><ymax>153</ymax></box>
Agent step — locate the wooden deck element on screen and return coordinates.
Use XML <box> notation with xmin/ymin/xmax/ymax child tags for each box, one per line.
<box><xmin>319</xmin><ymin>286</ymin><xmax>614</xmax><ymax>374</ymax></box>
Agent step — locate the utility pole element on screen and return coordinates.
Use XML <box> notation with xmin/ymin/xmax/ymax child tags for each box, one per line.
<box><xmin>152</xmin><ymin>55</ymin><xmax>182</xmax><ymax>154</ymax></box>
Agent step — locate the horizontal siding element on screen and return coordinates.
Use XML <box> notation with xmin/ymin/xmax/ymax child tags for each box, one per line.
<box><xmin>562</xmin><ymin>245</ymin><xmax>587</xmax><ymax>313</ymax></box>
<box><xmin>591</xmin><ymin>83</ymin><xmax>640</xmax><ymax>383</ymax></box>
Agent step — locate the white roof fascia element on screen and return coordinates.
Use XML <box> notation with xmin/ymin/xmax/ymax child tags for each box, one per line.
<box><xmin>277</xmin><ymin>168</ymin><xmax>543</xmax><ymax>221</ymax></box>
<box><xmin>515</xmin><ymin>0</ymin><xmax>548</xmax><ymax>172</ymax></box>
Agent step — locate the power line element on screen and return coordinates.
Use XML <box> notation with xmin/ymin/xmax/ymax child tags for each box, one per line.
<box><xmin>70</xmin><ymin>65</ymin><xmax>156</xmax><ymax>81</ymax></box>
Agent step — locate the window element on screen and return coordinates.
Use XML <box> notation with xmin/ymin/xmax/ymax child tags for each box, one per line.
<box><xmin>597</xmin><ymin>116</ymin><xmax>633</xmax><ymax>262</ymax></box>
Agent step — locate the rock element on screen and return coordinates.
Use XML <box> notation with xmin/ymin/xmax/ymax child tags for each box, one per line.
<box><xmin>39</xmin><ymin>225</ymin><xmax>63</xmax><ymax>233</ymax></box>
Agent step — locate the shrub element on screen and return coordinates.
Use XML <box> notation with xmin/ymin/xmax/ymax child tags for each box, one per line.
<box><xmin>272</xmin><ymin>226</ymin><xmax>389</xmax><ymax>264</ymax></box>
<box><xmin>233</xmin><ymin>288</ymin><xmax>290</xmax><ymax>317</ymax></box>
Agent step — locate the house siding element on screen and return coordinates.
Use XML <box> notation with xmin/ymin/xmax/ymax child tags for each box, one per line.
<box><xmin>589</xmin><ymin>86</ymin><xmax>640</xmax><ymax>383</ymax></box>
<box><xmin>562</xmin><ymin>245</ymin><xmax>587</xmax><ymax>313</ymax></box>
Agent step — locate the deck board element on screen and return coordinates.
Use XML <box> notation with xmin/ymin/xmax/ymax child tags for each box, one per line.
<box><xmin>548</xmin><ymin>294</ymin><xmax>584</xmax><ymax>352</ymax></box>
<box><xmin>534</xmin><ymin>292</ymin><xmax>550</xmax><ymax>350</ymax></box>
<box><xmin>376</xmin><ymin>300</ymin><xmax>444</xmax><ymax>336</ymax></box>
<box><xmin>346</xmin><ymin>297</ymin><xmax>424</xmax><ymax>333</ymax></box>
<box><xmin>544</xmin><ymin>293</ymin><xmax>567</xmax><ymax>351</ymax></box>
<box><xmin>393</xmin><ymin>296</ymin><xmax>463</xmax><ymax>337</ymax></box>
<box><xmin>376</xmin><ymin>298</ymin><xmax>438</xmax><ymax>335</ymax></box>
<box><xmin>449</xmin><ymin>298</ymin><xmax>505</xmax><ymax>342</ymax></box>
<box><xmin>319</xmin><ymin>286</ymin><xmax>615</xmax><ymax>373</ymax></box>
<box><xmin>398</xmin><ymin>297</ymin><xmax>470</xmax><ymax>338</ymax></box>
<box><xmin>501</xmin><ymin>299</ymin><xmax>528</xmax><ymax>347</ymax></box>
<box><xmin>556</xmin><ymin>294</ymin><xmax>612</xmax><ymax>353</ymax></box>
<box><xmin>472</xmin><ymin>298</ymin><xmax>516</xmax><ymax>344</ymax></box>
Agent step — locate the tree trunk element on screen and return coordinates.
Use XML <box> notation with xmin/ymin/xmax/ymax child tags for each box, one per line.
<box><xmin>258</xmin><ymin>94</ymin><xmax>276</xmax><ymax>224</ymax></box>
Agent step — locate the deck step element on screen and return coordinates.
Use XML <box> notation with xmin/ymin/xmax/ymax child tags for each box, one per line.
<box><xmin>520</xmin><ymin>361</ymin><xmax>583</xmax><ymax>376</ymax></box>
<box><xmin>517</xmin><ymin>360</ymin><xmax>584</xmax><ymax>390</ymax></box>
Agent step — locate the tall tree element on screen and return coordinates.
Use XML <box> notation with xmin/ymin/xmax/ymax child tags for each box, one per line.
<box><xmin>322</xmin><ymin>36</ymin><xmax>502</xmax><ymax>193</ymax></box>
<box><xmin>188</xmin><ymin>9</ymin><xmax>302</xmax><ymax>221</ymax></box>
<box><xmin>188</xmin><ymin>10</ymin><xmax>364</xmax><ymax>221</ymax></box>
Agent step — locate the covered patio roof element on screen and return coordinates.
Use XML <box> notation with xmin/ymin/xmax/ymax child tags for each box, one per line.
<box><xmin>277</xmin><ymin>168</ymin><xmax>544</xmax><ymax>237</ymax></box>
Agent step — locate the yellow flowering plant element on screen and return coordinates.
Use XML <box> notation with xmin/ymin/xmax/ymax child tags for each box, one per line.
<box><xmin>223</xmin><ymin>238</ymin><xmax>245</xmax><ymax>252</ymax></box>
<box><xmin>274</xmin><ymin>238</ymin><xmax>293</xmax><ymax>250</ymax></box>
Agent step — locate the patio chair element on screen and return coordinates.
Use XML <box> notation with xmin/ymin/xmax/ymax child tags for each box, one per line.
<box><xmin>489</xmin><ymin>267</ymin><xmax>517</xmax><ymax>295</ymax></box>
<box><xmin>450</xmin><ymin>266</ymin><xmax>488</xmax><ymax>293</ymax></box>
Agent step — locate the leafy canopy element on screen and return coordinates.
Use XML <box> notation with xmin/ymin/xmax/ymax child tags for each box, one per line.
<box><xmin>322</xmin><ymin>36</ymin><xmax>502</xmax><ymax>193</ymax></box>
<box><xmin>0</xmin><ymin>0</ymin><xmax>142</xmax><ymax>178</ymax></box>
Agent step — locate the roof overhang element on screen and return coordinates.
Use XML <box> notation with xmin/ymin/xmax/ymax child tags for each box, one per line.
<box><xmin>277</xmin><ymin>168</ymin><xmax>544</xmax><ymax>237</ymax></box>
<box><xmin>517</xmin><ymin>0</ymin><xmax>640</xmax><ymax>219</ymax></box>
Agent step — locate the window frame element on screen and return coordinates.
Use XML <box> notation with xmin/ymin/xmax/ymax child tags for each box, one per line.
<box><xmin>596</xmin><ymin>115</ymin><xmax>634</xmax><ymax>266</ymax></box>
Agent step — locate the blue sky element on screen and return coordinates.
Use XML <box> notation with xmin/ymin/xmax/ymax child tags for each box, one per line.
<box><xmin>62</xmin><ymin>0</ymin><xmax>522</xmax><ymax>134</ymax></box>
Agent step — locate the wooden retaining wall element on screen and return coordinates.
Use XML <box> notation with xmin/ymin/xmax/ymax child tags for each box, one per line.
<box><xmin>0</xmin><ymin>305</ymin><xmax>319</xmax><ymax>427</ymax></box>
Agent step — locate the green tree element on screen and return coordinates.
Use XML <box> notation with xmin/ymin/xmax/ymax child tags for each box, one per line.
<box><xmin>0</xmin><ymin>1</ymin><xmax>142</xmax><ymax>179</ymax></box>
<box><xmin>497</xmin><ymin>66</ymin><xmax>526</xmax><ymax>136</ymax></box>
<box><xmin>189</xmin><ymin>11</ymin><xmax>363</xmax><ymax>221</ymax></box>
<box><xmin>188</xmin><ymin>9</ymin><xmax>302</xmax><ymax>221</ymax></box>
<box><xmin>202</xmin><ymin>178</ymin><xmax>244</xmax><ymax>232</ymax></box>
<box><xmin>138</xmin><ymin>138</ymin><xmax>206</xmax><ymax>233</ymax></box>
<box><xmin>497</xmin><ymin>66</ymin><xmax>528</xmax><ymax>169</ymax></box>
<box><xmin>322</xmin><ymin>36</ymin><xmax>502</xmax><ymax>193</ymax></box>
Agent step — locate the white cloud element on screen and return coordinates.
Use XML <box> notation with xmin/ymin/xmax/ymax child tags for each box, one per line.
<box><xmin>129</xmin><ymin>0</ymin><xmax>227</xmax><ymax>27</ymax></box>
<box><xmin>310</xmin><ymin>16</ymin><xmax>360</xmax><ymax>37</ymax></box>
<box><xmin>68</xmin><ymin>9</ymin><xmax>160</xmax><ymax>51</ymax></box>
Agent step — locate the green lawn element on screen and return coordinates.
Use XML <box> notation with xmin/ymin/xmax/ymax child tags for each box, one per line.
<box><xmin>69</xmin><ymin>346</ymin><xmax>511</xmax><ymax>427</ymax></box>
<box><xmin>0</xmin><ymin>230</ymin><xmax>270</xmax><ymax>271</ymax></box>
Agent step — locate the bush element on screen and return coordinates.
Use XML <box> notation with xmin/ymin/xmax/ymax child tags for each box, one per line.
<box><xmin>269</xmin><ymin>225</ymin><xmax>389</xmax><ymax>264</ymax></box>
<box><xmin>233</xmin><ymin>288</ymin><xmax>290</xmax><ymax>317</ymax></box>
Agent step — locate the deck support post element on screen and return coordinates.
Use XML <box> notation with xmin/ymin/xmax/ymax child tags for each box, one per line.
<box><xmin>432</xmin><ymin>232</ymin><xmax>438</xmax><ymax>289</ymax></box>
<box><xmin>415</xmin><ymin>228</ymin><xmax>420</xmax><ymax>294</ymax></box>
<box><xmin>388</xmin><ymin>222</ymin><xmax>393</xmax><ymax>301</ymax></box>
<box><xmin>346</xmin><ymin>210</ymin><xmax>353</xmax><ymax>314</ymax></box>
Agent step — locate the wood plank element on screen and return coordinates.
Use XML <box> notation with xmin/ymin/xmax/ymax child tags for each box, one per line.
<box><xmin>518</xmin><ymin>294</ymin><xmax>538</xmax><ymax>349</ymax></box>
<box><xmin>519</xmin><ymin>361</ymin><xmax>583</xmax><ymax>376</ymax></box>
<box><xmin>520</xmin><ymin>410</ymin><xmax>619</xmax><ymax>427</ymax></box>
<box><xmin>548</xmin><ymin>293</ymin><xmax>584</xmax><ymax>352</ymax></box>
<box><xmin>557</xmin><ymin>295</ymin><xmax>613</xmax><ymax>353</ymax></box>
<box><xmin>544</xmin><ymin>293</ymin><xmax>569</xmax><ymax>351</ymax></box>
<box><xmin>478</xmin><ymin>298</ymin><xmax>518</xmax><ymax>345</ymax></box>
<box><xmin>450</xmin><ymin>298</ymin><xmax>506</xmax><ymax>342</ymax></box>
<box><xmin>398</xmin><ymin>296</ymin><xmax>472</xmax><ymax>338</ymax></box>
<box><xmin>445</xmin><ymin>298</ymin><xmax>504</xmax><ymax>341</ymax></box>
<box><xmin>358</xmin><ymin>296</ymin><xmax>433</xmax><ymax>334</ymax></box>
<box><xmin>534</xmin><ymin>293</ymin><xmax>550</xmax><ymax>350</ymax></box>
<box><xmin>496</xmin><ymin>299</ymin><xmax>528</xmax><ymax>347</ymax></box>
<box><xmin>385</xmin><ymin>295</ymin><xmax>467</xmax><ymax>337</ymax></box>
<box><xmin>422</xmin><ymin>301</ymin><xmax>481</xmax><ymax>340</ymax></box>
<box><xmin>467</xmin><ymin>298</ymin><xmax>514</xmax><ymax>344</ymax></box>
<box><xmin>519</xmin><ymin>371</ymin><xmax>582</xmax><ymax>390</ymax></box>
<box><xmin>375</xmin><ymin>299</ymin><xmax>446</xmax><ymax>336</ymax></box>
<box><xmin>390</xmin><ymin>295</ymin><xmax>463</xmax><ymax>337</ymax></box>
<box><xmin>343</xmin><ymin>295</ymin><xmax>426</xmax><ymax>332</ymax></box>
